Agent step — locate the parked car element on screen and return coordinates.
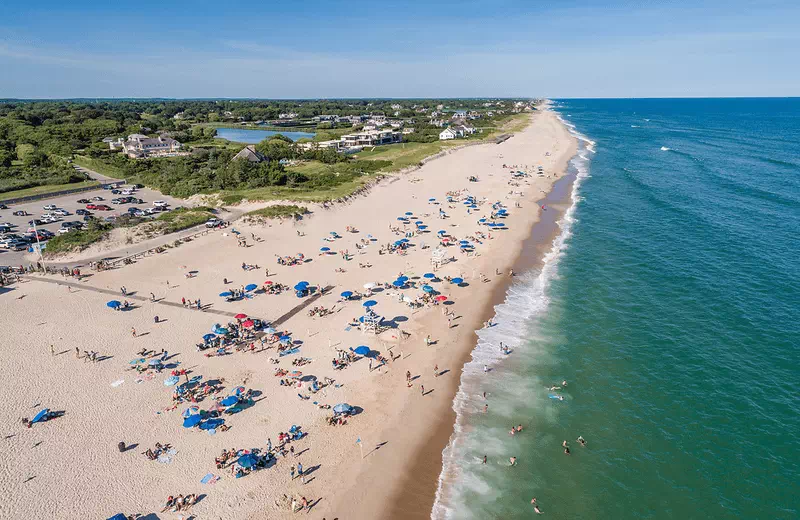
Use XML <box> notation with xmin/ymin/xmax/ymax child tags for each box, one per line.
<box><xmin>0</xmin><ymin>226</ymin><xmax>11</xmax><ymax>234</ymax></box>
<box><xmin>153</xmin><ymin>200</ymin><xmax>168</xmax><ymax>208</ymax></box>
<box><xmin>86</xmin><ymin>204</ymin><xmax>97</xmax><ymax>210</ymax></box>
<box><xmin>0</xmin><ymin>203</ymin><xmax>7</xmax><ymax>209</ymax></box>
<box><xmin>43</xmin><ymin>204</ymin><xmax>57</xmax><ymax>210</ymax></box>
<box><xmin>57</xmin><ymin>228</ymin><xmax>72</xmax><ymax>235</ymax></box>
<box><xmin>95</xmin><ymin>205</ymin><xmax>112</xmax><ymax>211</ymax></box>
<box><xmin>54</xmin><ymin>209</ymin><xmax>70</xmax><ymax>216</ymax></box>
<box><xmin>8</xmin><ymin>240</ymin><xmax>28</xmax><ymax>250</ymax></box>
<box><xmin>134</xmin><ymin>183</ymin><xmax>144</xmax><ymax>189</ymax></box>
<box><xmin>205</xmin><ymin>218</ymin><xmax>222</xmax><ymax>228</ymax></box>
<box><xmin>83</xmin><ymin>215</ymin><xmax>94</xmax><ymax>222</ymax></box>
<box><xmin>28</xmin><ymin>219</ymin><xmax>44</xmax><ymax>226</ymax></box>
<box><xmin>0</xmin><ymin>222</ymin><xmax>12</xmax><ymax>228</ymax></box>
<box><xmin>77</xmin><ymin>199</ymin><xmax>90</xmax><ymax>204</ymax></box>
<box><xmin>91</xmin><ymin>196</ymin><xmax>104</xmax><ymax>201</ymax></box>
<box><xmin>12</xmin><ymin>210</ymin><xmax>28</xmax><ymax>216</ymax></box>
<box><xmin>111</xmin><ymin>198</ymin><xmax>123</xmax><ymax>204</ymax></box>
<box><xmin>75</xmin><ymin>209</ymin><xmax>90</xmax><ymax>215</ymax></box>
<box><xmin>111</xmin><ymin>189</ymin><xmax>121</xmax><ymax>194</ymax></box>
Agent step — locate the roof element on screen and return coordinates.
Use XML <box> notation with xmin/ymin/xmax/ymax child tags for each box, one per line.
<box><xmin>233</xmin><ymin>145</ymin><xmax>267</xmax><ymax>163</ymax></box>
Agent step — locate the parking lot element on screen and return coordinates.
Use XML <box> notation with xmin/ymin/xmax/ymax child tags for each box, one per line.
<box><xmin>0</xmin><ymin>183</ymin><xmax>186</xmax><ymax>265</ymax></box>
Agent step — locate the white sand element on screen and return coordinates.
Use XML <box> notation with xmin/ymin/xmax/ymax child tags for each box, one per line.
<box><xmin>0</xmin><ymin>107</ymin><xmax>576</xmax><ymax>519</ymax></box>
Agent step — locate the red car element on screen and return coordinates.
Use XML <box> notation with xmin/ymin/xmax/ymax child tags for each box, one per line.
<box><xmin>86</xmin><ymin>203</ymin><xmax>97</xmax><ymax>210</ymax></box>
<box><xmin>95</xmin><ymin>205</ymin><xmax>112</xmax><ymax>211</ymax></box>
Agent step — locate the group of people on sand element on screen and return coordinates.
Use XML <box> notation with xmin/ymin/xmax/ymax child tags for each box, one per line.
<box><xmin>160</xmin><ymin>494</ymin><xmax>197</xmax><ymax>513</ymax></box>
<box><xmin>142</xmin><ymin>442</ymin><xmax>171</xmax><ymax>461</ymax></box>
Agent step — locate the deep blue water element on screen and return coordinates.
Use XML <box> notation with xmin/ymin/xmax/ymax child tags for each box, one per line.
<box><xmin>434</xmin><ymin>98</ymin><xmax>800</xmax><ymax>519</ymax></box>
<box><xmin>215</xmin><ymin>127</ymin><xmax>315</xmax><ymax>143</ymax></box>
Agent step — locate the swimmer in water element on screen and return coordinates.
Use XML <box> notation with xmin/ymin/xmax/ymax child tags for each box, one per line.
<box><xmin>562</xmin><ymin>440</ymin><xmax>568</xmax><ymax>448</ymax></box>
<box><xmin>531</xmin><ymin>497</ymin><xmax>537</xmax><ymax>505</ymax></box>
<box><xmin>516</xmin><ymin>425</ymin><xmax>523</xmax><ymax>433</ymax></box>
<box><xmin>549</xmin><ymin>385</ymin><xmax>561</xmax><ymax>391</ymax></box>
<box><xmin>509</xmin><ymin>457</ymin><xmax>517</xmax><ymax>466</ymax></box>
<box><xmin>534</xmin><ymin>505</ymin><xmax>544</xmax><ymax>514</ymax></box>
<box><xmin>509</xmin><ymin>428</ymin><xmax>516</xmax><ymax>436</ymax></box>
<box><xmin>562</xmin><ymin>380</ymin><xmax>567</xmax><ymax>387</ymax></box>
<box><xmin>577</xmin><ymin>436</ymin><xmax>587</xmax><ymax>447</ymax></box>
<box><xmin>558</xmin><ymin>396</ymin><xmax>564</xmax><ymax>401</ymax></box>
<box><xmin>564</xmin><ymin>447</ymin><xmax>570</xmax><ymax>455</ymax></box>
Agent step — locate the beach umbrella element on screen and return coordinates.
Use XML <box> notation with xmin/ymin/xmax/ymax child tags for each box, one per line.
<box><xmin>264</xmin><ymin>326</ymin><xmax>277</xmax><ymax>334</ymax></box>
<box><xmin>405</xmin><ymin>211</ymin><xmax>413</xmax><ymax>216</ymax></box>
<box><xmin>418</xmin><ymin>225</ymin><xmax>428</xmax><ymax>230</ymax></box>
<box><xmin>415</xmin><ymin>220</ymin><xmax>423</xmax><ymax>225</ymax></box>
<box><xmin>400</xmin><ymin>238</ymin><xmax>410</xmax><ymax>243</ymax></box>
<box><xmin>435</xmin><ymin>295</ymin><xmax>448</xmax><ymax>302</ymax></box>
<box><xmin>234</xmin><ymin>313</ymin><xmax>248</xmax><ymax>320</ymax></box>
<box><xmin>340</xmin><ymin>291</ymin><xmax>353</xmax><ymax>299</ymax></box>
<box><xmin>330</xmin><ymin>231</ymin><xmax>338</xmax><ymax>235</ymax></box>
<box><xmin>31</xmin><ymin>409</ymin><xmax>49</xmax><ymax>424</ymax></box>
<box><xmin>148</xmin><ymin>358</ymin><xmax>162</xmax><ymax>366</ymax></box>
<box><xmin>242</xmin><ymin>319</ymin><xmax>255</xmax><ymax>328</ymax></box>
<box><xmin>232</xmin><ymin>386</ymin><xmax>246</xmax><ymax>396</ymax></box>
<box><xmin>264</xmin><ymin>280</ymin><xmax>273</xmax><ymax>285</ymax></box>
<box><xmin>363</xmin><ymin>282</ymin><xmax>376</xmax><ymax>289</ymax></box>
<box><xmin>397</xmin><ymin>275</ymin><xmax>409</xmax><ymax>282</ymax></box>
<box><xmin>423</xmin><ymin>273</ymin><xmax>436</xmax><ymax>279</ymax></box>
<box><xmin>129</xmin><ymin>358</ymin><xmax>146</xmax><ymax>365</ymax></box>
<box><xmin>164</xmin><ymin>375</ymin><xmax>180</xmax><ymax>386</ymax></box>
<box><xmin>293</xmin><ymin>283</ymin><xmax>308</xmax><ymax>291</ymax></box>
<box><xmin>396</xmin><ymin>217</ymin><xmax>407</xmax><ymax>221</ymax></box>
<box><xmin>320</xmin><ymin>247</ymin><xmax>331</xmax><ymax>252</ymax></box>
<box><xmin>288</xmin><ymin>370</ymin><xmax>302</xmax><ymax>379</ymax></box>
<box><xmin>392</xmin><ymin>280</ymin><xmax>405</xmax><ymax>288</ymax></box>
<box><xmin>106</xmin><ymin>300</ymin><xmax>121</xmax><ymax>309</ymax></box>
<box><xmin>245</xmin><ymin>284</ymin><xmax>258</xmax><ymax>292</ymax></box>
<box><xmin>460</xmin><ymin>240</ymin><xmax>470</xmax><ymax>245</ymax></box>
<box><xmin>220</xmin><ymin>395</ymin><xmax>239</xmax><ymax>407</ymax></box>
<box><xmin>183</xmin><ymin>414</ymin><xmax>203</xmax><ymax>428</ymax></box>
<box><xmin>182</xmin><ymin>406</ymin><xmax>200</xmax><ymax>418</ymax></box>
<box><xmin>362</xmin><ymin>300</ymin><xmax>377</xmax><ymax>307</ymax></box>
<box><xmin>428</xmin><ymin>198</ymin><xmax>436</xmax><ymax>202</ymax></box>
<box><xmin>108</xmin><ymin>514</ymin><xmax>128</xmax><ymax>520</ymax></box>
<box><xmin>437</xmin><ymin>230</ymin><xmax>447</xmax><ymax>235</ymax></box>
<box><xmin>199</xmin><ymin>418</ymin><xmax>224</xmax><ymax>431</ymax></box>
<box><xmin>219</xmin><ymin>291</ymin><xmax>232</xmax><ymax>297</ymax></box>
<box><xmin>238</xmin><ymin>453</ymin><xmax>259</xmax><ymax>469</ymax></box>
<box><xmin>296</xmin><ymin>281</ymin><xmax>309</xmax><ymax>288</ymax></box>
<box><xmin>333</xmin><ymin>403</ymin><xmax>353</xmax><ymax>414</ymax></box>
<box><xmin>393</xmin><ymin>240</ymin><xmax>403</xmax><ymax>247</ymax></box>
<box><xmin>353</xmin><ymin>346</ymin><xmax>370</xmax><ymax>356</ymax></box>
<box><xmin>460</xmin><ymin>244</ymin><xmax>471</xmax><ymax>249</ymax></box>
<box><xmin>214</xmin><ymin>327</ymin><xmax>229</xmax><ymax>335</ymax></box>
<box><xmin>422</xmin><ymin>285</ymin><xmax>434</xmax><ymax>293</ymax></box>
<box><xmin>451</xmin><ymin>277</ymin><xmax>464</xmax><ymax>285</ymax></box>
<box><xmin>478</xmin><ymin>218</ymin><xmax>487</xmax><ymax>223</ymax></box>
<box><xmin>202</xmin><ymin>333</ymin><xmax>216</xmax><ymax>342</ymax></box>
<box><xmin>279</xmin><ymin>335</ymin><xmax>292</xmax><ymax>343</ymax></box>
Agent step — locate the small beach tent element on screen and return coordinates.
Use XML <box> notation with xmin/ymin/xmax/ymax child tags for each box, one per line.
<box><xmin>31</xmin><ymin>409</ymin><xmax>49</xmax><ymax>424</ymax></box>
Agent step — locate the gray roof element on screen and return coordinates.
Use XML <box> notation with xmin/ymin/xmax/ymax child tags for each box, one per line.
<box><xmin>233</xmin><ymin>145</ymin><xmax>267</xmax><ymax>163</ymax></box>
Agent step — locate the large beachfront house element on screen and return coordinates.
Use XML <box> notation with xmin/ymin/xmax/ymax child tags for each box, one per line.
<box><xmin>439</xmin><ymin>124</ymin><xmax>476</xmax><ymax>140</ymax></box>
<box><xmin>108</xmin><ymin>134</ymin><xmax>185</xmax><ymax>159</ymax></box>
<box><xmin>340</xmin><ymin>129</ymin><xmax>402</xmax><ymax>148</ymax></box>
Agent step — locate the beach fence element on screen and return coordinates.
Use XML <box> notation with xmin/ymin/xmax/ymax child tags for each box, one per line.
<box><xmin>104</xmin><ymin>225</ymin><xmax>216</xmax><ymax>268</ymax></box>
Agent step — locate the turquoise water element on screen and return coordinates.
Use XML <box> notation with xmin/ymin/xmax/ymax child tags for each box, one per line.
<box><xmin>434</xmin><ymin>99</ymin><xmax>800</xmax><ymax>519</ymax></box>
<box><xmin>215</xmin><ymin>127</ymin><xmax>315</xmax><ymax>143</ymax></box>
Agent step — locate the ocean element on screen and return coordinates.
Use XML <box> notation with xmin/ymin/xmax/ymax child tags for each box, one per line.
<box><xmin>432</xmin><ymin>98</ymin><xmax>800</xmax><ymax>519</ymax></box>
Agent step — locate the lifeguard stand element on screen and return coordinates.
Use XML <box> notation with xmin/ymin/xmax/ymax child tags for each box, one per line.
<box><xmin>361</xmin><ymin>310</ymin><xmax>381</xmax><ymax>334</ymax></box>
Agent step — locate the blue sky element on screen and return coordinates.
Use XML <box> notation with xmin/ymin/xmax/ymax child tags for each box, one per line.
<box><xmin>1</xmin><ymin>0</ymin><xmax>798</xmax><ymax>98</ymax></box>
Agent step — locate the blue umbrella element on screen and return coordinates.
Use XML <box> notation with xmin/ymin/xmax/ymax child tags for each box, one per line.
<box><xmin>238</xmin><ymin>453</ymin><xmax>259</xmax><ymax>469</ymax></box>
<box><xmin>451</xmin><ymin>277</ymin><xmax>464</xmax><ymax>285</ymax></box>
<box><xmin>330</xmin><ymin>231</ymin><xmax>338</xmax><ymax>235</ymax></box>
<box><xmin>353</xmin><ymin>346</ymin><xmax>370</xmax><ymax>356</ymax></box>
<box><xmin>296</xmin><ymin>281</ymin><xmax>309</xmax><ymax>287</ymax></box>
<box><xmin>219</xmin><ymin>291</ymin><xmax>232</xmax><ymax>297</ymax></box>
<box><xmin>32</xmin><ymin>409</ymin><xmax>49</xmax><ymax>424</ymax></box>
<box><xmin>418</xmin><ymin>225</ymin><xmax>428</xmax><ymax>230</ymax></box>
<box><xmin>405</xmin><ymin>211</ymin><xmax>413</xmax><ymax>216</ymax></box>
<box><xmin>415</xmin><ymin>220</ymin><xmax>423</xmax><ymax>225</ymax></box>
<box><xmin>199</xmin><ymin>418</ymin><xmax>225</xmax><ymax>431</ymax></box>
<box><xmin>164</xmin><ymin>375</ymin><xmax>180</xmax><ymax>386</ymax></box>
<box><xmin>293</xmin><ymin>283</ymin><xmax>308</xmax><ymax>291</ymax></box>
<box><xmin>245</xmin><ymin>284</ymin><xmax>257</xmax><ymax>291</ymax></box>
<box><xmin>392</xmin><ymin>280</ymin><xmax>405</xmax><ymax>288</ymax></box>
<box><xmin>460</xmin><ymin>244</ymin><xmax>471</xmax><ymax>249</ymax></box>
<box><xmin>333</xmin><ymin>403</ymin><xmax>353</xmax><ymax>414</ymax></box>
<box><xmin>279</xmin><ymin>335</ymin><xmax>292</xmax><ymax>343</ymax></box>
<box><xmin>182</xmin><ymin>406</ymin><xmax>200</xmax><ymax>418</ymax></box>
<box><xmin>428</xmin><ymin>198</ymin><xmax>436</xmax><ymax>201</ymax></box>
<box><xmin>478</xmin><ymin>218</ymin><xmax>487</xmax><ymax>223</ymax></box>
<box><xmin>401</xmin><ymin>238</ymin><xmax>410</xmax><ymax>243</ymax></box>
<box><xmin>422</xmin><ymin>285</ymin><xmax>434</xmax><ymax>293</ymax></box>
<box><xmin>220</xmin><ymin>395</ymin><xmax>239</xmax><ymax>407</ymax></box>
<box><xmin>438</xmin><ymin>230</ymin><xmax>447</xmax><ymax>235</ymax></box>
<box><xmin>340</xmin><ymin>291</ymin><xmax>353</xmax><ymax>298</ymax></box>
<box><xmin>396</xmin><ymin>217</ymin><xmax>407</xmax><ymax>221</ymax></box>
<box><xmin>394</xmin><ymin>240</ymin><xmax>404</xmax><ymax>246</ymax></box>
<box><xmin>183</xmin><ymin>414</ymin><xmax>203</xmax><ymax>428</ymax></box>
<box><xmin>423</xmin><ymin>273</ymin><xmax>435</xmax><ymax>279</ymax></box>
<box><xmin>148</xmin><ymin>358</ymin><xmax>162</xmax><ymax>366</ymax></box>
<box><xmin>363</xmin><ymin>300</ymin><xmax>377</xmax><ymax>307</ymax></box>
<box><xmin>320</xmin><ymin>247</ymin><xmax>331</xmax><ymax>252</ymax></box>
<box><xmin>106</xmin><ymin>300</ymin><xmax>121</xmax><ymax>309</ymax></box>
<box><xmin>203</xmin><ymin>333</ymin><xmax>216</xmax><ymax>341</ymax></box>
<box><xmin>460</xmin><ymin>240</ymin><xmax>469</xmax><ymax>244</ymax></box>
<box><xmin>214</xmin><ymin>327</ymin><xmax>229</xmax><ymax>335</ymax></box>
<box><xmin>398</xmin><ymin>275</ymin><xmax>409</xmax><ymax>282</ymax></box>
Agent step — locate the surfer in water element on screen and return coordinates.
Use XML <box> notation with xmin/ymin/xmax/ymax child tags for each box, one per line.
<box><xmin>577</xmin><ymin>436</ymin><xmax>587</xmax><ymax>447</ymax></box>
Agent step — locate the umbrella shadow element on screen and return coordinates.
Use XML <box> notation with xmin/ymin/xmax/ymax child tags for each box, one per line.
<box><xmin>121</xmin><ymin>443</ymin><xmax>139</xmax><ymax>452</ymax></box>
<box><xmin>422</xmin><ymin>389</ymin><xmax>435</xmax><ymax>396</ymax></box>
<box><xmin>303</xmin><ymin>464</ymin><xmax>322</xmax><ymax>477</ymax></box>
<box><xmin>95</xmin><ymin>355</ymin><xmax>114</xmax><ymax>363</ymax></box>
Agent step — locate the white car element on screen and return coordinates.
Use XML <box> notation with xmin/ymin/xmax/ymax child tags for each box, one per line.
<box><xmin>57</xmin><ymin>228</ymin><xmax>72</xmax><ymax>235</ymax></box>
<box><xmin>153</xmin><ymin>200</ymin><xmax>168</xmax><ymax>208</ymax></box>
<box><xmin>54</xmin><ymin>209</ymin><xmax>70</xmax><ymax>216</ymax></box>
<box><xmin>43</xmin><ymin>204</ymin><xmax>57</xmax><ymax>210</ymax></box>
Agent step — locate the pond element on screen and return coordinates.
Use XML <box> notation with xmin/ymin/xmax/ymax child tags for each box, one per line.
<box><xmin>215</xmin><ymin>128</ymin><xmax>316</xmax><ymax>144</ymax></box>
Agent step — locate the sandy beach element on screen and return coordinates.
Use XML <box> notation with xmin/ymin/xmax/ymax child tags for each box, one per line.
<box><xmin>0</xmin><ymin>106</ymin><xmax>576</xmax><ymax>520</ymax></box>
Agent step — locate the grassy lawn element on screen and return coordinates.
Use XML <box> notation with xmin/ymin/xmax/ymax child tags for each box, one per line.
<box><xmin>244</xmin><ymin>205</ymin><xmax>308</xmax><ymax>219</ymax></box>
<box><xmin>220</xmin><ymin>176</ymin><xmax>371</xmax><ymax>204</ymax></box>
<box><xmin>354</xmin><ymin>141</ymin><xmax>458</xmax><ymax>171</ymax></box>
<box><xmin>0</xmin><ymin>180</ymin><xmax>101</xmax><ymax>202</ymax></box>
<box><xmin>72</xmin><ymin>155</ymin><xmax>125</xmax><ymax>178</ymax></box>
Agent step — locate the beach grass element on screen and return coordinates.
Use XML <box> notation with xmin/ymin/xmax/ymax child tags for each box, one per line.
<box><xmin>0</xmin><ymin>180</ymin><xmax>101</xmax><ymax>202</ymax></box>
<box><xmin>152</xmin><ymin>207</ymin><xmax>215</xmax><ymax>233</ymax></box>
<box><xmin>244</xmin><ymin>204</ymin><xmax>308</xmax><ymax>219</ymax></box>
<box><xmin>72</xmin><ymin>155</ymin><xmax>125</xmax><ymax>178</ymax></box>
<box><xmin>42</xmin><ymin>222</ymin><xmax>111</xmax><ymax>256</ymax></box>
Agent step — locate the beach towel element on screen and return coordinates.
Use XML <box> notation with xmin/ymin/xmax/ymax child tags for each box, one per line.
<box><xmin>110</xmin><ymin>379</ymin><xmax>124</xmax><ymax>387</ymax></box>
<box><xmin>200</xmin><ymin>473</ymin><xmax>214</xmax><ymax>484</ymax></box>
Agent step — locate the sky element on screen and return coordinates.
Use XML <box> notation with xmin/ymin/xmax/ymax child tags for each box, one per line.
<box><xmin>1</xmin><ymin>0</ymin><xmax>798</xmax><ymax>99</ymax></box>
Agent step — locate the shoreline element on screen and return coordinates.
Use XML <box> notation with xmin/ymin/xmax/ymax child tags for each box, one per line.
<box><xmin>331</xmin><ymin>106</ymin><xmax>579</xmax><ymax>519</ymax></box>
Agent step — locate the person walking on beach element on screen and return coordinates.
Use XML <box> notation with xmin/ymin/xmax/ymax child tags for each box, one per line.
<box><xmin>434</xmin><ymin>364</ymin><xmax>439</xmax><ymax>377</ymax></box>
<box><xmin>131</xmin><ymin>327</ymin><xmax>137</xmax><ymax>338</ymax></box>
<box><xmin>290</xmin><ymin>465</ymin><xmax>295</xmax><ymax>480</ymax></box>
<box><xmin>181</xmin><ymin>297</ymin><xmax>186</xmax><ymax>307</ymax></box>
<box><xmin>421</xmin><ymin>385</ymin><xmax>425</xmax><ymax>395</ymax></box>
<box><xmin>298</xmin><ymin>462</ymin><xmax>304</xmax><ymax>484</ymax></box>
<box><xmin>75</xmin><ymin>347</ymin><xmax>80</xmax><ymax>359</ymax></box>
<box><xmin>50</xmin><ymin>344</ymin><xmax>55</xmax><ymax>356</ymax></box>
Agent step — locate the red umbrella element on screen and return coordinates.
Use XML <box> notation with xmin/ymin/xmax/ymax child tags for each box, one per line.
<box><xmin>435</xmin><ymin>295</ymin><xmax>448</xmax><ymax>302</ymax></box>
<box><xmin>234</xmin><ymin>313</ymin><xmax>248</xmax><ymax>320</ymax></box>
<box><xmin>264</xmin><ymin>280</ymin><xmax>274</xmax><ymax>285</ymax></box>
<box><xmin>242</xmin><ymin>319</ymin><xmax>255</xmax><ymax>328</ymax></box>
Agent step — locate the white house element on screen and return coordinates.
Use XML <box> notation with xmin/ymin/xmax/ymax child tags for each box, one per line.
<box><xmin>110</xmin><ymin>134</ymin><xmax>185</xmax><ymax>159</ymax></box>
<box><xmin>439</xmin><ymin>128</ymin><xmax>458</xmax><ymax>140</ymax></box>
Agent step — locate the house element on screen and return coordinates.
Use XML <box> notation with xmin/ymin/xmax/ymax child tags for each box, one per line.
<box><xmin>340</xmin><ymin>129</ymin><xmax>402</xmax><ymax>148</ymax></box>
<box><xmin>110</xmin><ymin>134</ymin><xmax>185</xmax><ymax>158</ymax></box>
<box><xmin>278</xmin><ymin>112</ymin><xmax>298</xmax><ymax>120</ymax></box>
<box><xmin>232</xmin><ymin>145</ymin><xmax>268</xmax><ymax>163</ymax></box>
<box><xmin>173</xmin><ymin>112</ymin><xmax>186</xmax><ymax>120</ymax></box>
<box><xmin>296</xmin><ymin>140</ymin><xmax>343</xmax><ymax>152</ymax></box>
<box><xmin>452</xmin><ymin>110</ymin><xmax>467</xmax><ymax>120</ymax></box>
<box><xmin>439</xmin><ymin>128</ymin><xmax>458</xmax><ymax>140</ymax></box>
